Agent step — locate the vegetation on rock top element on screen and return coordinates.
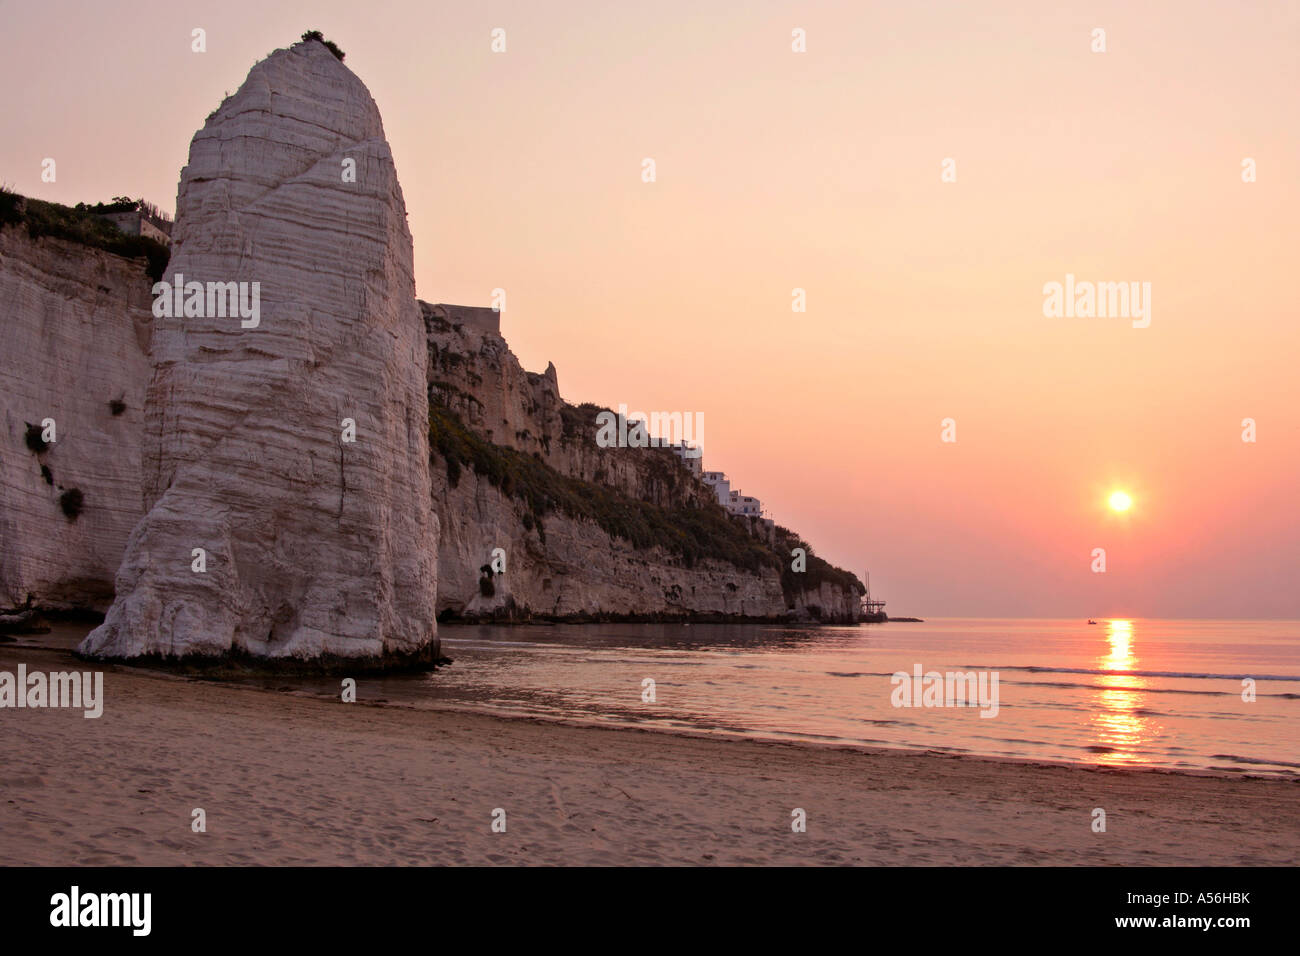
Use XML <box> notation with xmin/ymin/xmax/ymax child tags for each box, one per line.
<box><xmin>0</xmin><ymin>188</ymin><xmax>170</xmax><ymax>282</ymax></box>
<box><xmin>301</xmin><ymin>30</ymin><xmax>345</xmax><ymax>61</ymax></box>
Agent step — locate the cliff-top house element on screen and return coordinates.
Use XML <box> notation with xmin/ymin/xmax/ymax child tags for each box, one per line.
<box><xmin>92</xmin><ymin>198</ymin><xmax>173</xmax><ymax>245</ymax></box>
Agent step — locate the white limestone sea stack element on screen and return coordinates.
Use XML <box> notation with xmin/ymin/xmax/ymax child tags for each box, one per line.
<box><xmin>80</xmin><ymin>39</ymin><xmax>439</xmax><ymax>667</ymax></box>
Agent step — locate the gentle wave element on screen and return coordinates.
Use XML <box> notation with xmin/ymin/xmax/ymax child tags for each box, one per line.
<box><xmin>970</xmin><ymin>665</ymin><xmax>1300</xmax><ymax>682</ymax></box>
<box><xmin>823</xmin><ymin>670</ymin><xmax>1296</xmax><ymax>698</ymax></box>
<box><xmin>1209</xmin><ymin>753</ymin><xmax>1300</xmax><ymax>770</ymax></box>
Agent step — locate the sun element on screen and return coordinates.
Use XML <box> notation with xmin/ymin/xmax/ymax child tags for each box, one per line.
<box><xmin>1108</xmin><ymin>491</ymin><xmax>1133</xmax><ymax>512</ymax></box>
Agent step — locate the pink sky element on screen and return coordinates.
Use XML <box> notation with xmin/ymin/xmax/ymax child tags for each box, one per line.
<box><xmin>3</xmin><ymin>0</ymin><xmax>1297</xmax><ymax>617</ymax></box>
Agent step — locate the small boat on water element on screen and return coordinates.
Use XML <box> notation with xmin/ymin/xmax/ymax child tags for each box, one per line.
<box><xmin>1087</xmin><ymin>619</ymin><xmax>1098</xmax><ymax>625</ymax></box>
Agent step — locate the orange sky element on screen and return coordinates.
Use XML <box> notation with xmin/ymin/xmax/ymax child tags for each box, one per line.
<box><xmin>3</xmin><ymin>0</ymin><xmax>1297</xmax><ymax>617</ymax></box>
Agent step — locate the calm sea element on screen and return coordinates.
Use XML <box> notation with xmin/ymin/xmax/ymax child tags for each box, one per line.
<box><xmin>32</xmin><ymin>618</ymin><xmax>1300</xmax><ymax>775</ymax></box>
<box><xmin>401</xmin><ymin>618</ymin><xmax>1300</xmax><ymax>775</ymax></box>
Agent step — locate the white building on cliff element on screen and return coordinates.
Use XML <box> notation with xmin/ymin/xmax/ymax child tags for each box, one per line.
<box><xmin>666</xmin><ymin>441</ymin><xmax>702</xmax><ymax>475</ymax></box>
<box><xmin>701</xmin><ymin>469</ymin><xmax>765</xmax><ymax>519</ymax></box>
<box><xmin>728</xmin><ymin>490</ymin><xmax>762</xmax><ymax>517</ymax></box>
<box><xmin>702</xmin><ymin>470</ymin><xmax>730</xmax><ymax>506</ymax></box>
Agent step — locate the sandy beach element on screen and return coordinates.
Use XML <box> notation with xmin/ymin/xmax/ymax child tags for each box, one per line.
<box><xmin>1</xmin><ymin>643</ymin><xmax>1297</xmax><ymax>866</ymax></box>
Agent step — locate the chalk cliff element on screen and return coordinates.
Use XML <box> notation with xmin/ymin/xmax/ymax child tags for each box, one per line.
<box><xmin>0</xmin><ymin>227</ymin><xmax>152</xmax><ymax>613</ymax></box>
<box><xmin>425</xmin><ymin>306</ymin><xmax>863</xmax><ymax>622</ymax></box>
<box><xmin>80</xmin><ymin>40</ymin><xmax>438</xmax><ymax>663</ymax></box>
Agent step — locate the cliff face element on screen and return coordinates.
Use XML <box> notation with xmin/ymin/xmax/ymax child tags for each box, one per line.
<box><xmin>81</xmin><ymin>41</ymin><xmax>438</xmax><ymax>663</ymax></box>
<box><xmin>424</xmin><ymin>306</ymin><xmax>863</xmax><ymax>623</ymax></box>
<box><xmin>433</xmin><ymin>465</ymin><xmax>791</xmax><ymax>619</ymax></box>
<box><xmin>426</xmin><ymin>303</ymin><xmax>715</xmax><ymax>509</ymax></box>
<box><xmin>0</xmin><ymin>226</ymin><xmax>152</xmax><ymax>613</ymax></box>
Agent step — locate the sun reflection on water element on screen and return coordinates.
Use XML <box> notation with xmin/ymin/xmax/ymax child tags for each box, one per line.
<box><xmin>1087</xmin><ymin>619</ymin><xmax>1152</xmax><ymax>765</ymax></box>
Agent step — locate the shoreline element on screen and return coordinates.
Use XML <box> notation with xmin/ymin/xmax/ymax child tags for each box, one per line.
<box><xmin>435</xmin><ymin>609</ymin><xmax>874</xmax><ymax>626</ymax></box>
<box><xmin>2</xmin><ymin>644</ymin><xmax>1297</xmax><ymax>865</ymax></box>
<box><xmin>4</xmin><ymin>608</ymin><xmax>885</xmax><ymax>637</ymax></box>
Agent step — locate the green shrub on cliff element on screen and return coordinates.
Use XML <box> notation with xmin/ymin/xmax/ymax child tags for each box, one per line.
<box><xmin>59</xmin><ymin>488</ymin><xmax>84</xmax><ymax>521</ymax></box>
<box><xmin>301</xmin><ymin>30</ymin><xmax>345</xmax><ymax>61</ymax></box>
<box><xmin>0</xmin><ymin>188</ymin><xmax>169</xmax><ymax>282</ymax></box>
<box><xmin>774</xmin><ymin>526</ymin><xmax>864</xmax><ymax>605</ymax></box>
<box><xmin>560</xmin><ymin>402</ymin><xmax>610</xmax><ymax>440</ymax></box>
<box><xmin>23</xmin><ymin>423</ymin><xmax>49</xmax><ymax>454</ymax></box>
<box><xmin>430</xmin><ymin>402</ymin><xmax>777</xmax><ymax>574</ymax></box>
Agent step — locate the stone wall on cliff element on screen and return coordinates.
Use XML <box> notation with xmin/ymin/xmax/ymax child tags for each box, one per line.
<box><xmin>0</xmin><ymin>227</ymin><xmax>153</xmax><ymax>613</ymax></box>
<box><xmin>80</xmin><ymin>40</ymin><xmax>438</xmax><ymax>663</ymax></box>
